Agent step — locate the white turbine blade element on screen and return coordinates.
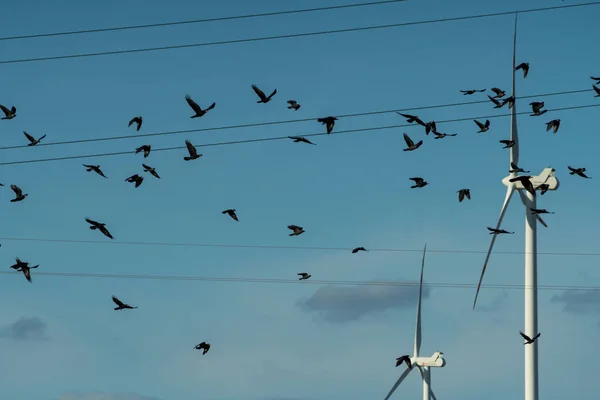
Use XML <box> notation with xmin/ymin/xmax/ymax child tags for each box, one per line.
<box><xmin>414</xmin><ymin>244</ymin><xmax>426</xmax><ymax>358</ymax></box>
<box><xmin>416</xmin><ymin>366</ymin><xmax>438</xmax><ymax>400</ymax></box>
<box><xmin>509</xmin><ymin>13</ymin><xmax>519</xmax><ymax>171</ymax></box>
<box><xmin>383</xmin><ymin>366</ymin><xmax>414</xmax><ymax>400</ymax></box>
<box><xmin>473</xmin><ymin>185</ymin><xmax>516</xmax><ymax>309</ymax></box>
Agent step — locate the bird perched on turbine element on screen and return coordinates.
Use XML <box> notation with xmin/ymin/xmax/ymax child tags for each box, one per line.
<box><xmin>183</xmin><ymin>140</ymin><xmax>202</xmax><ymax>161</ymax></box>
<box><xmin>288</xmin><ymin>136</ymin><xmax>316</xmax><ymax>145</ymax></box>
<box><xmin>83</xmin><ymin>164</ymin><xmax>107</xmax><ymax>178</ymax></box>
<box><xmin>135</xmin><ymin>144</ymin><xmax>151</xmax><ymax>158</ymax></box>
<box><xmin>23</xmin><ymin>131</ymin><xmax>46</xmax><ymax>146</ymax></box>
<box><xmin>222</xmin><ymin>209</ymin><xmax>238</xmax><ymax>221</ymax></box>
<box><xmin>251</xmin><ymin>84</ymin><xmax>277</xmax><ymax>103</ymax></box>
<box><xmin>85</xmin><ymin>218</ymin><xmax>114</xmax><ymax>239</ymax></box>
<box><xmin>409</xmin><ymin>177</ymin><xmax>428</xmax><ymax>188</ymax></box>
<box><xmin>520</xmin><ymin>331</ymin><xmax>540</xmax><ymax>345</ymax></box>
<box><xmin>185</xmin><ymin>95</ymin><xmax>215</xmax><ymax>118</ymax></box>
<box><xmin>402</xmin><ymin>133</ymin><xmax>422</xmax><ymax>151</ymax></box>
<box><xmin>515</xmin><ymin>62</ymin><xmax>530</xmax><ymax>78</ymax></box>
<box><xmin>474</xmin><ymin>119</ymin><xmax>490</xmax><ymax>133</ymax></box>
<box><xmin>287</xmin><ymin>100</ymin><xmax>301</xmax><ymax>110</ymax></box>
<box><xmin>112</xmin><ymin>295</ymin><xmax>137</xmax><ymax>310</ymax></box>
<box><xmin>0</xmin><ymin>104</ymin><xmax>16</xmax><ymax>119</ymax></box>
<box><xmin>298</xmin><ymin>272</ymin><xmax>311</xmax><ymax>280</ymax></box>
<box><xmin>194</xmin><ymin>342</ymin><xmax>211</xmax><ymax>354</ymax></box>
<box><xmin>288</xmin><ymin>225</ymin><xmax>305</xmax><ymax>236</ymax></box>
<box><xmin>457</xmin><ymin>189</ymin><xmax>471</xmax><ymax>202</ymax></box>
<box><xmin>128</xmin><ymin>116</ymin><xmax>142</xmax><ymax>131</ymax></box>
<box><xmin>317</xmin><ymin>116</ymin><xmax>337</xmax><ymax>134</ymax></box>
<box><xmin>545</xmin><ymin>119</ymin><xmax>560</xmax><ymax>134</ymax></box>
<box><xmin>9</xmin><ymin>184</ymin><xmax>27</xmax><ymax>202</ymax></box>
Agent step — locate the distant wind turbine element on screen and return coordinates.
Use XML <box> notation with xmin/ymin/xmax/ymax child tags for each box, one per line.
<box><xmin>383</xmin><ymin>244</ymin><xmax>445</xmax><ymax>400</ymax></box>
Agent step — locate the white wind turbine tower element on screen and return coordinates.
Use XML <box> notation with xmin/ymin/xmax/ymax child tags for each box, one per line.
<box><xmin>472</xmin><ymin>13</ymin><xmax>559</xmax><ymax>400</ymax></box>
<box><xmin>383</xmin><ymin>244</ymin><xmax>445</xmax><ymax>400</ymax></box>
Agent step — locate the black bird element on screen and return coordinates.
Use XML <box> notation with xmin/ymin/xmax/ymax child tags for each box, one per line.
<box><xmin>433</xmin><ymin>131</ymin><xmax>457</xmax><ymax>139</ymax></box>
<box><xmin>460</xmin><ymin>89</ymin><xmax>486</xmax><ymax>95</ymax></box>
<box><xmin>9</xmin><ymin>184</ymin><xmax>27</xmax><ymax>202</ymax></box>
<box><xmin>487</xmin><ymin>227</ymin><xmax>514</xmax><ymax>235</ymax></box>
<box><xmin>298</xmin><ymin>272</ymin><xmax>311</xmax><ymax>280</ymax></box>
<box><xmin>490</xmin><ymin>88</ymin><xmax>506</xmax><ymax>98</ymax></box>
<box><xmin>424</xmin><ymin>121</ymin><xmax>437</xmax><ymax>135</ymax></box>
<box><xmin>499</xmin><ymin>140</ymin><xmax>515</xmax><ymax>149</ymax></box>
<box><xmin>536</xmin><ymin>183</ymin><xmax>550</xmax><ymax>195</ymax></box>
<box><xmin>591</xmin><ymin>76</ymin><xmax>600</xmax><ymax>85</ymax></box>
<box><xmin>409</xmin><ymin>177</ymin><xmax>428</xmax><ymax>188</ymax></box>
<box><xmin>515</xmin><ymin>62</ymin><xmax>530</xmax><ymax>78</ymax></box>
<box><xmin>568</xmin><ymin>166</ymin><xmax>591</xmax><ymax>178</ymax></box>
<box><xmin>128</xmin><ymin>116</ymin><xmax>143</xmax><ymax>131</ymax></box>
<box><xmin>546</xmin><ymin>119</ymin><xmax>560</xmax><ymax>134</ymax></box>
<box><xmin>185</xmin><ymin>95</ymin><xmax>216</xmax><ymax>118</ymax></box>
<box><xmin>402</xmin><ymin>133</ymin><xmax>423</xmax><ymax>151</ymax></box>
<box><xmin>9</xmin><ymin>257</ymin><xmax>28</xmax><ymax>270</ymax></box>
<box><xmin>85</xmin><ymin>218</ymin><xmax>114</xmax><ymax>239</ymax></box>
<box><xmin>593</xmin><ymin>84</ymin><xmax>600</xmax><ymax>97</ymax></box>
<box><xmin>529</xmin><ymin>102</ymin><xmax>547</xmax><ymax>116</ymax></box>
<box><xmin>287</xmin><ymin>100</ymin><xmax>301</xmax><ymax>110</ymax></box>
<box><xmin>288</xmin><ymin>225</ymin><xmax>305</xmax><ymax>236</ymax></box>
<box><xmin>222</xmin><ymin>209</ymin><xmax>238</xmax><ymax>221</ymax></box>
<box><xmin>474</xmin><ymin>119</ymin><xmax>490</xmax><ymax>133</ymax></box>
<box><xmin>83</xmin><ymin>164</ymin><xmax>107</xmax><ymax>178</ymax></box>
<box><xmin>142</xmin><ymin>164</ymin><xmax>160</xmax><ymax>179</ymax></box>
<box><xmin>487</xmin><ymin>95</ymin><xmax>505</xmax><ymax>109</ymax></box>
<box><xmin>125</xmin><ymin>174</ymin><xmax>144</xmax><ymax>188</ymax></box>
<box><xmin>23</xmin><ymin>131</ymin><xmax>46</xmax><ymax>146</ymax></box>
<box><xmin>135</xmin><ymin>144</ymin><xmax>151</xmax><ymax>158</ymax></box>
<box><xmin>318</xmin><ymin>116</ymin><xmax>337</xmax><ymax>134</ymax></box>
<box><xmin>0</xmin><ymin>104</ymin><xmax>16</xmax><ymax>119</ymax></box>
<box><xmin>520</xmin><ymin>331</ymin><xmax>540</xmax><ymax>345</ymax></box>
<box><xmin>502</xmin><ymin>96</ymin><xmax>515</xmax><ymax>109</ymax></box>
<box><xmin>183</xmin><ymin>140</ymin><xmax>202</xmax><ymax>161</ymax></box>
<box><xmin>18</xmin><ymin>263</ymin><xmax>38</xmax><ymax>283</ymax></box>
<box><xmin>112</xmin><ymin>295</ymin><xmax>137</xmax><ymax>310</ymax></box>
<box><xmin>395</xmin><ymin>355</ymin><xmax>411</xmax><ymax>368</ymax></box>
<box><xmin>288</xmin><ymin>136</ymin><xmax>316</xmax><ymax>145</ymax></box>
<box><xmin>457</xmin><ymin>189</ymin><xmax>471</xmax><ymax>202</ymax></box>
<box><xmin>510</xmin><ymin>162</ymin><xmax>529</xmax><ymax>174</ymax></box>
<box><xmin>251</xmin><ymin>84</ymin><xmax>277</xmax><ymax>103</ymax></box>
<box><xmin>531</xmin><ymin>208</ymin><xmax>554</xmax><ymax>215</ymax></box>
<box><xmin>396</xmin><ymin>113</ymin><xmax>426</xmax><ymax>126</ymax></box>
<box><xmin>194</xmin><ymin>342</ymin><xmax>211</xmax><ymax>355</ymax></box>
<box><xmin>509</xmin><ymin>175</ymin><xmax>536</xmax><ymax>197</ymax></box>
<box><xmin>352</xmin><ymin>247</ymin><xmax>368</xmax><ymax>254</ymax></box>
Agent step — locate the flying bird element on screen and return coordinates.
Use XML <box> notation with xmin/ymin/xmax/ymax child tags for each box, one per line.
<box><xmin>135</xmin><ymin>144</ymin><xmax>151</xmax><ymax>158</ymax></box>
<box><xmin>9</xmin><ymin>257</ymin><xmax>28</xmax><ymax>270</ymax></box>
<box><xmin>194</xmin><ymin>342</ymin><xmax>211</xmax><ymax>354</ymax></box>
<box><xmin>288</xmin><ymin>225</ymin><xmax>305</xmax><ymax>236</ymax></box>
<box><xmin>112</xmin><ymin>295</ymin><xmax>137</xmax><ymax>310</ymax></box>
<box><xmin>18</xmin><ymin>264</ymin><xmax>38</xmax><ymax>283</ymax></box>
<box><xmin>142</xmin><ymin>163</ymin><xmax>160</xmax><ymax>179</ymax></box>
<box><xmin>510</xmin><ymin>162</ymin><xmax>529</xmax><ymax>174</ymax></box>
<box><xmin>23</xmin><ymin>131</ymin><xmax>46</xmax><ymax>146</ymax></box>
<box><xmin>288</xmin><ymin>136</ymin><xmax>316</xmax><ymax>145</ymax></box>
<box><xmin>499</xmin><ymin>140</ymin><xmax>515</xmax><ymax>149</ymax></box>
<box><xmin>536</xmin><ymin>183</ymin><xmax>550</xmax><ymax>195</ymax></box>
<box><xmin>85</xmin><ymin>218</ymin><xmax>114</xmax><ymax>239</ymax></box>
<box><xmin>83</xmin><ymin>164</ymin><xmax>107</xmax><ymax>178</ymax></box>
<box><xmin>402</xmin><ymin>133</ymin><xmax>422</xmax><ymax>151</ymax></box>
<box><xmin>317</xmin><ymin>116</ymin><xmax>338</xmax><ymax>134</ymax></box>
<box><xmin>0</xmin><ymin>104</ymin><xmax>16</xmax><ymax>119</ymax></box>
<box><xmin>183</xmin><ymin>140</ymin><xmax>202</xmax><ymax>161</ymax></box>
<box><xmin>287</xmin><ymin>100</ymin><xmax>301</xmax><ymax>110</ymax></box>
<box><xmin>487</xmin><ymin>227</ymin><xmax>514</xmax><ymax>235</ymax></box>
<box><xmin>395</xmin><ymin>355</ymin><xmax>411</xmax><ymax>368</ymax></box>
<box><xmin>568</xmin><ymin>166</ymin><xmax>591</xmax><ymax>178</ymax></box>
<box><xmin>530</xmin><ymin>208</ymin><xmax>554</xmax><ymax>215</ymax></box>
<box><xmin>509</xmin><ymin>175</ymin><xmax>536</xmax><ymax>197</ymax></box>
<box><xmin>128</xmin><ymin>116</ymin><xmax>143</xmax><ymax>131</ymax></box>
<box><xmin>409</xmin><ymin>177</ymin><xmax>428</xmax><ymax>188</ymax></box>
<box><xmin>298</xmin><ymin>272</ymin><xmax>311</xmax><ymax>280</ymax></box>
<box><xmin>433</xmin><ymin>131</ymin><xmax>457</xmax><ymax>139</ymax></box>
<box><xmin>490</xmin><ymin>88</ymin><xmax>506</xmax><ymax>98</ymax></box>
<box><xmin>593</xmin><ymin>84</ymin><xmax>600</xmax><ymax>97</ymax></box>
<box><xmin>396</xmin><ymin>113</ymin><xmax>425</xmax><ymax>126</ymax></box>
<box><xmin>474</xmin><ymin>119</ymin><xmax>490</xmax><ymax>133</ymax></box>
<box><xmin>460</xmin><ymin>89</ymin><xmax>486</xmax><ymax>95</ymax></box>
<box><xmin>502</xmin><ymin>96</ymin><xmax>515</xmax><ymax>109</ymax></box>
<box><xmin>222</xmin><ymin>209</ymin><xmax>238</xmax><ymax>221</ymax></box>
<box><xmin>520</xmin><ymin>331</ymin><xmax>541</xmax><ymax>345</ymax></box>
<box><xmin>515</xmin><ymin>62</ymin><xmax>530</xmax><ymax>78</ymax></box>
<box><xmin>529</xmin><ymin>102</ymin><xmax>547</xmax><ymax>116</ymax></box>
<box><xmin>352</xmin><ymin>247</ymin><xmax>367</xmax><ymax>253</ymax></box>
<box><xmin>185</xmin><ymin>95</ymin><xmax>216</xmax><ymax>118</ymax></box>
<box><xmin>545</xmin><ymin>119</ymin><xmax>560</xmax><ymax>134</ymax></box>
<box><xmin>251</xmin><ymin>84</ymin><xmax>277</xmax><ymax>103</ymax></box>
<box><xmin>591</xmin><ymin>76</ymin><xmax>600</xmax><ymax>85</ymax></box>
<box><xmin>9</xmin><ymin>184</ymin><xmax>27</xmax><ymax>202</ymax></box>
<box><xmin>424</xmin><ymin>121</ymin><xmax>437</xmax><ymax>135</ymax></box>
<box><xmin>457</xmin><ymin>189</ymin><xmax>471</xmax><ymax>202</ymax></box>
<box><xmin>125</xmin><ymin>174</ymin><xmax>144</xmax><ymax>188</ymax></box>
<box><xmin>487</xmin><ymin>95</ymin><xmax>505</xmax><ymax>109</ymax></box>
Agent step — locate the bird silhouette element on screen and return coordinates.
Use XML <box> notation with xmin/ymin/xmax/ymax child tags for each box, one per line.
<box><xmin>135</xmin><ymin>144</ymin><xmax>152</xmax><ymax>158</ymax></box>
<box><xmin>19</xmin><ymin>264</ymin><xmax>39</xmax><ymax>283</ymax></box>
<box><xmin>487</xmin><ymin>227</ymin><xmax>514</xmax><ymax>235</ymax></box>
<box><xmin>591</xmin><ymin>76</ymin><xmax>600</xmax><ymax>85</ymax></box>
<box><xmin>298</xmin><ymin>272</ymin><xmax>311</xmax><ymax>280</ymax></box>
<box><xmin>520</xmin><ymin>331</ymin><xmax>540</xmax><ymax>345</ymax></box>
<box><xmin>112</xmin><ymin>295</ymin><xmax>137</xmax><ymax>310</ymax></box>
<box><xmin>509</xmin><ymin>162</ymin><xmax>529</xmax><ymax>174</ymax></box>
<box><xmin>397</xmin><ymin>113</ymin><xmax>425</xmax><ymax>126</ymax></box>
<box><xmin>183</xmin><ymin>140</ymin><xmax>202</xmax><ymax>161</ymax></box>
<box><xmin>142</xmin><ymin>164</ymin><xmax>160</xmax><ymax>179</ymax></box>
<box><xmin>125</xmin><ymin>174</ymin><xmax>144</xmax><ymax>188</ymax></box>
<box><xmin>474</xmin><ymin>119</ymin><xmax>490</xmax><ymax>133</ymax></box>
<box><xmin>0</xmin><ymin>104</ymin><xmax>16</xmax><ymax>119</ymax></box>
<box><xmin>487</xmin><ymin>95</ymin><xmax>505</xmax><ymax>109</ymax></box>
<box><xmin>424</xmin><ymin>121</ymin><xmax>437</xmax><ymax>135</ymax></box>
<box><xmin>23</xmin><ymin>131</ymin><xmax>46</xmax><ymax>146</ymax></box>
<box><xmin>185</xmin><ymin>95</ymin><xmax>215</xmax><ymax>118</ymax></box>
<box><xmin>85</xmin><ymin>218</ymin><xmax>114</xmax><ymax>239</ymax></box>
<box><xmin>545</xmin><ymin>119</ymin><xmax>560</xmax><ymax>134</ymax></box>
<box><xmin>515</xmin><ymin>62</ymin><xmax>529</xmax><ymax>78</ymax></box>
<box><xmin>352</xmin><ymin>247</ymin><xmax>368</xmax><ymax>253</ymax></box>
<box><xmin>318</xmin><ymin>116</ymin><xmax>338</xmax><ymax>134</ymax></box>
<box><xmin>9</xmin><ymin>184</ymin><xmax>27</xmax><ymax>202</ymax></box>
<box><xmin>288</xmin><ymin>225</ymin><xmax>305</xmax><ymax>236</ymax></box>
<box><xmin>128</xmin><ymin>116</ymin><xmax>143</xmax><ymax>131</ymax></box>
<box><xmin>457</xmin><ymin>189</ymin><xmax>471</xmax><ymax>202</ymax></box>
<box><xmin>529</xmin><ymin>102</ymin><xmax>547</xmax><ymax>116</ymax></box>
<box><xmin>194</xmin><ymin>342</ymin><xmax>211</xmax><ymax>354</ymax></box>
<box><xmin>251</xmin><ymin>85</ymin><xmax>277</xmax><ymax>103</ymax></box>
<box><xmin>402</xmin><ymin>133</ymin><xmax>423</xmax><ymax>151</ymax></box>
<box><xmin>490</xmin><ymin>88</ymin><xmax>506</xmax><ymax>98</ymax></box>
<box><xmin>530</xmin><ymin>208</ymin><xmax>554</xmax><ymax>215</ymax></box>
<box><xmin>409</xmin><ymin>177</ymin><xmax>428</xmax><ymax>188</ymax></box>
<box><xmin>499</xmin><ymin>140</ymin><xmax>515</xmax><ymax>149</ymax></box>
<box><xmin>536</xmin><ymin>183</ymin><xmax>550</xmax><ymax>195</ymax></box>
<box><xmin>509</xmin><ymin>176</ymin><xmax>536</xmax><ymax>197</ymax></box>
<box><xmin>83</xmin><ymin>164</ymin><xmax>107</xmax><ymax>178</ymax></box>
<box><xmin>222</xmin><ymin>209</ymin><xmax>238</xmax><ymax>221</ymax></box>
<box><xmin>288</xmin><ymin>136</ymin><xmax>316</xmax><ymax>145</ymax></box>
<box><xmin>433</xmin><ymin>131</ymin><xmax>457</xmax><ymax>139</ymax></box>
<box><xmin>502</xmin><ymin>96</ymin><xmax>515</xmax><ymax>109</ymax></box>
<box><xmin>568</xmin><ymin>166</ymin><xmax>591</xmax><ymax>178</ymax></box>
<box><xmin>460</xmin><ymin>89</ymin><xmax>486</xmax><ymax>95</ymax></box>
<box><xmin>287</xmin><ymin>100</ymin><xmax>301</xmax><ymax>110</ymax></box>
<box><xmin>395</xmin><ymin>355</ymin><xmax>411</xmax><ymax>368</ymax></box>
<box><xmin>593</xmin><ymin>84</ymin><xmax>600</xmax><ymax>97</ymax></box>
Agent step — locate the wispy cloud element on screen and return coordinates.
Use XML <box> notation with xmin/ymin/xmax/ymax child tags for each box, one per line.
<box><xmin>58</xmin><ymin>392</ymin><xmax>162</xmax><ymax>400</ymax></box>
<box><xmin>551</xmin><ymin>290</ymin><xmax>600</xmax><ymax>314</ymax></box>
<box><xmin>475</xmin><ymin>290</ymin><xmax>509</xmax><ymax>313</ymax></box>
<box><xmin>297</xmin><ymin>283</ymin><xmax>430</xmax><ymax>323</ymax></box>
<box><xmin>0</xmin><ymin>316</ymin><xmax>48</xmax><ymax>341</ymax></box>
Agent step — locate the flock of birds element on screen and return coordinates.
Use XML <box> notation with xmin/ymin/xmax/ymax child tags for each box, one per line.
<box><xmin>1</xmin><ymin>66</ymin><xmax>599</xmax><ymax>359</ymax></box>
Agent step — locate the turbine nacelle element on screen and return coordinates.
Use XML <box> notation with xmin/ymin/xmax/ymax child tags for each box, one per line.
<box><xmin>501</xmin><ymin>167</ymin><xmax>559</xmax><ymax>191</ymax></box>
<box><xmin>411</xmin><ymin>352</ymin><xmax>446</xmax><ymax>368</ymax></box>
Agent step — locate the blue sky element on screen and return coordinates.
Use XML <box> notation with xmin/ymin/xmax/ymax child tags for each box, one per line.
<box><xmin>1</xmin><ymin>0</ymin><xmax>599</xmax><ymax>399</ymax></box>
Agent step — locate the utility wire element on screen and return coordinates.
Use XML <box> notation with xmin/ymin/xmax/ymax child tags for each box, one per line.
<box><xmin>0</xmin><ymin>0</ymin><xmax>408</xmax><ymax>42</ymax></box>
<box><xmin>1</xmin><ymin>102</ymin><xmax>599</xmax><ymax>167</ymax></box>
<box><xmin>1</xmin><ymin>236</ymin><xmax>599</xmax><ymax>257</ymax></box>
<box><xmin>1</xmin><ymin>2</ymin><xmax>599</xmax><ymax>65</ymax></box>
<box><xmin>0</xmin><ymin>88</ymin><xmax>592</xmax><ymax>152</ymax></box>
<box><xmin>0</xmin><ymin>270</ymin><xmax>597</xmax><ymax>292</ymax></box>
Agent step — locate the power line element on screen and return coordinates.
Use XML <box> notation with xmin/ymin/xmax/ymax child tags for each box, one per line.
<box><xmin>1</xmin><ymin>102</ymin><xmax>599</xmax><ymax>167</ymax></box>
<box><xmin>1</xmin><ymin>237</ymin><xmax>600</xmax><ymax>257</ymax></box>
<box><xmin>0</xmin><ymin>270</ymin><xmax>597</xmax><ymax>292</ymax></box>
<box><xmin>0</xmin><ymin>0</ymin><xmax>408</xmax><ymax>42</ymax></box>
<box><xmin>0</xmin><ymin>88</ymin><xmax>592</xmax><ymax>152</ymax></box>
<box><xmin>1</xmin><ymin>2</ymin><xmax>599</xmax><ymax>65</ymax></box>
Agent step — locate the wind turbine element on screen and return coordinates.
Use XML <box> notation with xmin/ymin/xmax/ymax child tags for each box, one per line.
<box><xmin>472</xmin><ymin>14</ymin><xmax>559</xmax><ymax>400</ymax></box>
<box><xmin>383</xmin><ymin>244</ymin><xmax>445</xmax><ymax>400</ymax></box>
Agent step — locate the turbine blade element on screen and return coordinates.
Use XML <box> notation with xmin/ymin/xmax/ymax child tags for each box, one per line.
<box><xmin>536</xmin><ymin>214</ymin><xmax>548</xmax><ymax>228</ymax></box>
<box><xmin>509</xmin><ymin>13</ymin><xmax>519</xmax><ymax>172</ymax></box>
<box><xmin>414</xmin><ymin>244</ymin><xmax>426</xmax><ymax>358</ymax></box>
<box><xmin>473</xmin><ymin>185</ymin><xmax>516</xmax><ymax>310</ymax></box>
<box><xmin>384</xmin><ymin>366</ymin><xmax>414</xmax><ymax>400</ymax></box>
<box><xmin>416</xmin><ymin>367</ymin><xmax>438</xmax><ymax>400</ymax></box>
